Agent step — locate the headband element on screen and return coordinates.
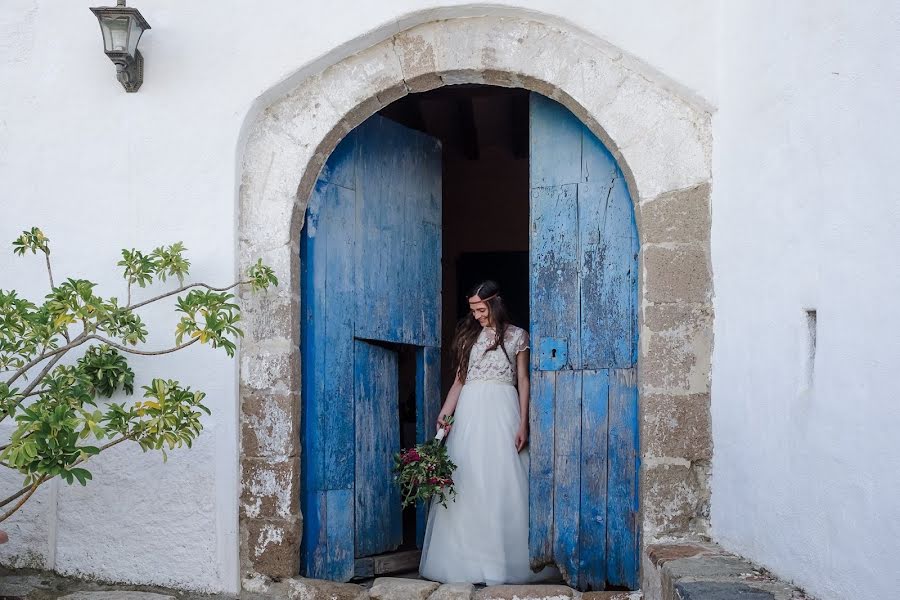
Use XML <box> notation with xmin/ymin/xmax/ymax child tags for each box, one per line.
<box><xmin>468</xmin><ymin>292</ymin><xmax>498</xmax><ymax>305</ymax></box>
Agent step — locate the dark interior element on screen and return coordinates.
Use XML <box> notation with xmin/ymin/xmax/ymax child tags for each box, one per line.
<box><xmin>380</xmin><ymin>85</ymin><xmax>531</xmax><ymax>397</ymax></box>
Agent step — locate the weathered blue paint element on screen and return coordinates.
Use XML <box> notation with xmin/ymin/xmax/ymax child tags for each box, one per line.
<box><xmin>300</xmin><ymin>115</ymin><xmax>442</xmax><ymax>580</ymax></box>
<box><xmin>354</xmin><ymin>341</ymin><xmax>402</xmax><ymax>557</ymax></box>
<box><xmin>579</xmin><ymin>369</ymin><xmax>610</xmax><ymax>589</ymax></box>
<box><xmin>415</xmin><ymin>345</ymin><xmax>442</xmax><ymax>547</ymax></box>
<box><xmin>606</xmin><ymin>368</ymin><xmax>639</xmax><ymax>589</ymax></box>
<box><xmin>529</xmin><ymin>92</ymin><xmax>639</xmax><ymax>590</ymax></box>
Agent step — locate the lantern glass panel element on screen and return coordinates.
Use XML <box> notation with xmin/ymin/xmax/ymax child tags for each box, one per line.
<box><xmin>127</xmin><ymin>17</ymin><xmax>144</xmax><ymax>56</ymax></box>
<box><xmin>101</xmin><ymin>15</ymin><xmax>131</xmax><ymax>53</ymax></box>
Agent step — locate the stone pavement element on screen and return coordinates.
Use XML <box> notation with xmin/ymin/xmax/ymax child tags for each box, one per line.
<box><xmin>0</xmin><ymin>568</ymin><xmax>222</xmax><ymax>600</ymax></box>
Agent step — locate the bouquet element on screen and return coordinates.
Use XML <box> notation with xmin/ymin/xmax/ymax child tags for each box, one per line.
<box><xmin>393</xmin><ymin>416</ymin><xmax>457</xmax><ymax>508</ymax></box>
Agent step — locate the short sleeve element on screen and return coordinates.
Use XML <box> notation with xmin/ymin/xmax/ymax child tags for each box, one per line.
<box><xmin>515</xmin><ymin>328</ymin><xmax>530</xmax><ymax>355</ymax></box>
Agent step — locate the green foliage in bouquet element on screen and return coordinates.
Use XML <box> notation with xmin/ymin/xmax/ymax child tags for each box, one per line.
<box><xmin>393</xmin><ymin>417</ymin><xmax>457</xmax><ymax>508</ymax></box>
<box><xmin>0</xmin><ymin>227</ymin><xmax>278</xmax><ymax>523</ymax></box>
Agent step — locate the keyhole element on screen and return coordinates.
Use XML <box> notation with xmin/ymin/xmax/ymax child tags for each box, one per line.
<box><xmin>551</xmin><ymin>348</ymin><xmax>557</xmax><ymax>358</ymax></box>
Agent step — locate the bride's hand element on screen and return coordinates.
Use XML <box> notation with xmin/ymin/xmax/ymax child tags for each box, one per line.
<box><xmin>437</xmin><ymin>413</ymin><xmax>453</xmax><ymax>435</ymax></box>
<box><xmin>515</xmin><ymin>424</ymin><xmax>528</xmax><ymax>452</ymax></box>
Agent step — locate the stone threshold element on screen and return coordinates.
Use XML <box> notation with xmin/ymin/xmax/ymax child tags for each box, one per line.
<box><xmin>243</xmin><ymin>576</ymin><xmax>642</xmax><ymax>600</ymax></box>
<box><xmin>642</xmin><ymin>542</ymin><xmax>815</xmax><ymax>600</ymax></box>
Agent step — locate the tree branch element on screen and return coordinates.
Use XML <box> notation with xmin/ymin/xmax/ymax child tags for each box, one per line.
<box><xmin>4</xmin><ymin>331</ymin><xmax>88</xmax><ymax>388</ymax></box>
<box><xmin>95</xmin><ymin>335</ymin><xmax>199</xmax><ymax>356</ymax></box>
<box><xmin>129</xmin><ymin>280</ymin><xmax>249</xmax><ymax>311</ymax></box>
<box><xmin>0</xmin><ymin>475</ymin><xmax>46</xmax><ymax>522</ymax></box>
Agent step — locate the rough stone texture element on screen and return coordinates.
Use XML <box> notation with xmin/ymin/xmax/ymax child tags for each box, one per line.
<box><xmin>369</xmin><ymin>577</ymin><xmax>439</xmax><ymax>600</ymax></box>
<box><xmin>641</xmin><ymin>184</ymin><xmax>711</xmax><ymax>244</ymax></box>
<box><xmin>240</xmin><ymin>457</ymin><xmax>300</xmax><ymax>520</ymax></box>
<box><xmin>0</xmin><ymin>573</ymin><xmax>55</xmax><ymax>596</ymax></box>
<box><xmin>429</xmin><ymin>583</ymin><xmax>475</xmax><ymax>600</ymax></box>
<box><xmin>643</xmin><ymin>245</ymin><xmax>712</xmax><ymax>305</ymax></box>
<box><xmin>243</xmin><ymin>517</ymin><xmax>301</xmax><ymax>579</ymax></box>
<box><xmin>59</xmin><ymin>593</ymin><xmax>175</xmax><ymax>600</ymax></box>
<box><xmin>241</xmin><ymin>391</ymin><xmax>300</xmax><ymax>459</ymax></box>
<box><xmin>581</xmin><ymin>593</ymin><xmax>641</xmax><ymax>600</ymax></box>
<box><xmin>642</xmin><ymin>394</ymin><xmax>712</xmax><ymax>461</ymax></box>
<box><xmin>288</xmin><ymin>577</ymin><xmax>369</xmax><ymax>600</ymax></box>
<box><xmin>474</xmin><ymin>584</ymin><xmax>575</xmax><ymax>600</ymax></box>
<box><xmin>238</xmin><ymin>14</ymin><xmax>713</xmax><ymax>578</ymax></box>
<box><xmin>642</xmin><ymin>463</ymin><xmax>709</xmax><ymax>542</ymax></box>
<box><xmin>641</xmin><ymin>542</ymin><xmax>813</xmax><ymax>600</ymax></box>
<box><xmin>675</xmin><ymin>582</ymin><xmax>774</xmax><ymax>600</ymax></box>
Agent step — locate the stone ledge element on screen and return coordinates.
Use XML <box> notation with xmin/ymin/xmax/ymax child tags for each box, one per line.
<box><xmin>642</xmin><ymin>542</ymin><xmax>814</xmax><ymax>600</ymax></box>
<box><xmin>241</xmin><ymin>576</ymin><xmax>644</xmax><ymax>600</ymax></box>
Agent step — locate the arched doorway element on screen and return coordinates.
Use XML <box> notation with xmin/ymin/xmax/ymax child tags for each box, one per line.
<box><xmin>298</xmin><ymin>88</ymin><xmax>639</xmax><ymax>590</ymax></box>
<box><xmin>237</xmin><ymin>12</ymin><xmax>713</xmax><ymax>592</ymax></box>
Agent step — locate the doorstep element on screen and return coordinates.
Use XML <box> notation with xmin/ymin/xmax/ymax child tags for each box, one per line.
<box><xmin>242</xmin><ymin>576</ymin><xmax>644</xmax><ymax>600</ymax></box>
<box><xmin>641</xmin><ymin>542</ymin><xmax>814</xmax><ymax>600</ymax></box>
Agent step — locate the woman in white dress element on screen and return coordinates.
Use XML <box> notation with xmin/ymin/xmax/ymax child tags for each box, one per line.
<box><xmin>419</xmin><ymin>280</ymin><xmax>557</xmax><ymax>585</ymax></box>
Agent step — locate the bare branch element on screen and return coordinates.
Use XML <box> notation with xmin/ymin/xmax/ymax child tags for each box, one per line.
<box><xmin>95</xmin><ymin>335</ymin><xmax>199</xmax><ymax>356</ymax></box>
<box><xmin>4</xmin><ymin>331</ymin><xmax>88</xmax><ymax>388</ymax></box>
<box><xmin>129</xmin><ymin>280</ymin><xmax>249</xmax><ymax>310</ymax></box>
<box><xmin>0</xmin><ymin>475</ymin><xmax>46</xmax><ymax>522</ymax></box>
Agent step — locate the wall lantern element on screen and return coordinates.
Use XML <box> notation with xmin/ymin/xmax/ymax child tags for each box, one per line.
<box><xmin>89</xmin><ymin>0</ymin><xmax>151</xmax><ymax>92</ymax></box>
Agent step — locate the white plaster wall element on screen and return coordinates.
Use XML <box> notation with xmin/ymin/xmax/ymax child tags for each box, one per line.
<box><xmin>0</xmin><ymin>0</ymin><xmax>717</xmax><ymax>593</ymax></box>
<box><xmin>710</xmin><ymin>2</ymin><xmax>900</xmax><ymax>599</ymax></box>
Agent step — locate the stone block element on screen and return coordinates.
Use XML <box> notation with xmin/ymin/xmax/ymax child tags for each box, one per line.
<box><xmin>242</xmin><ymin>391</ymin><xmax>300</xmax><ymax>459</ymax></box>
<box><xmin>59</xmin><ymin>594</ymin><xmax>175</xmax><ymax>600</ymax></box>
<box><xmin>641</xmin><ymin>183</ymin><xmax>711</xmax><ymax>244</ymax></box>
<box><xmin>241</xmin><ymin>457</ymin><xmax>300</xmax><ymax>520</ymax></box>
<box><xmin>581</xmin><ymin>592</ymin><xmax>637</xmax><ymax>600</ymax></box>
<box><xmin>646</xmin><ymin>542</ymin><xmax>714</xmax><ymax>567</ymax></box>
<box><xmin>393</xmin><ymin>29</ymin><xmax>440</xmax><ymax>92</ymax></box>
<box><xmin>641</xmin><ymin>463</ymin><xmax>705</xmax><ymax>541</ymax></box>
<box><xmin>643</xmin><ymin>244</ymin><xmax>711</xmax><ymax>304</ymax></box>
<box><xmin>642</xmin><ymin>303</ymin><xmax>712</xmax><ymax>335</ymax></box>
<box><xmin>642</xmin><ymin>394</ymin><xmax>712</xmax><ymax>461</ymax></box>
<box><xmin>475</xmin><ymin>584</ymin><xmax>575</xmax><ymax>600</ymax></box>
<box><xmin>245</xmin><ymin>517</ymin><xmax>301</xmax><ymax>579</ymax></box>
<box><xmin>369</xmin><ymin>577</ymin><xmax>439</xmax><ymax>600</ymax></box>
<box><xmin>288</xmin><ymin>577</ymin><xmax>369</xmax><ymax>600</ymax></box>
<box><xmin>674</xmin><ymin>581</ymin><xmax>775</xmax><ymax>600</ymax></box>
<box><xmin>241</xmin><ymin>343</ymin><xmax>298</xmax><ymax>394</ymax></box>
<box><xmin>430</xmin><ymin>583</ymin><xmax>475</xmax><ymax>600</ymax></box>
<box><xmin>641</xmin><ymin>327</ymin><xmax>711</xmax><ymax>396</ymax></box>
<box><xmin>241</xmin><ymin>299</ymin><xmax>296</xmax><ymax>348</ymax></box>
<box><xmin>319</xmin><ymin>40</ymin><xmax>405</xmax><ymax>119</ymax></box>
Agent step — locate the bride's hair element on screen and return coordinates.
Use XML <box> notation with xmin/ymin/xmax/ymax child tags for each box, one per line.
<box><xmin>452</xmin><ymin>280</ymin><xmax>513</xmax><ymax>383</ymax></box>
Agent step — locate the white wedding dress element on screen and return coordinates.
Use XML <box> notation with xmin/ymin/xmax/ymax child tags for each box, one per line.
<box><xmin>419</xmin><ymin>325</ymin><xmax>558</xmax><ymax>585</ymax></box>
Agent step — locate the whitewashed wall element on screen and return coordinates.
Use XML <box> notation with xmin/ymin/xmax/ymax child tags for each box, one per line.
<box><xmin>1</xmin><ymin>0</ymin><xmax>897</xmax><ymax>598</ymax></box>
<box><xmin>711</xmin><ymin>2</ymin><xmax>900</xmax><ymax>600</ymax></box>
<box><xmin>0</xmin><ymin>0</ymin><xmax>717</xmax><ymax>594</ymax></box>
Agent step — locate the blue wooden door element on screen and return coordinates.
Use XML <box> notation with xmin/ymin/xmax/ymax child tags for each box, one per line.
<box><xmin>528</xmin><ymin>93</ymin><xmax>640</xmax><ymax>590</ymax></box>
<box><xmin>300</xmin><ymin>115</ymin><xmax>442</xmax><ymax>581</ymax></box>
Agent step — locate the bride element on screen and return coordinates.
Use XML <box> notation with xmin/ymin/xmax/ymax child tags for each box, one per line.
<box><xmin>419</xmin><ymin>280</ymin><xmax>557</xmax><ymax>585</ymax></box>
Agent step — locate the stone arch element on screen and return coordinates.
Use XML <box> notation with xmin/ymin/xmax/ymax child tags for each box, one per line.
<box><xmin>237</xmin><ymin>12</ymin><xmax>714</xmax><ymax>583</ymax></box>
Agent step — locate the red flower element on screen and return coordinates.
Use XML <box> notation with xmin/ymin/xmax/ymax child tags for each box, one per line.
<box><xmin>403</xmin><ymin>449</ymin><xmax>421</xmax><ymax>464</ymax></box>
<box><xmin>429</xmin><ymin>477</ymin><xmax>440</xmax><ymax>485</ymax></box>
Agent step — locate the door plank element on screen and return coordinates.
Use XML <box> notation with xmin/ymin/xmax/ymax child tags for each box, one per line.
<box><xmin>528</xmin><ymin>369</ymin><xmax>555</xmax><ymax>568</ymax></box>
<box><xmin>578</xmin><ymin>174</ymin><xmax>637</xmax><ymax>370</ymax></box>
<box><xmin>416</xmin><ymin>346</ymin><xmax>442</xmax><ymax>547</ymax></box>
<box><xmin>324</xmin><ymin>182</ymin><xmax>357</xmax><ymax>491</ymax></box>
<box><xmin>530</xmin><ymin>93</ymin><xmax>583</xmax><ymax>187</ymax></box>
<box><xmin>579</xmin><ymin>369</ymin><xmax>610</xmax><ymax>590</ymax></box>
<box><xmin>553</xmin><ymin>369</ymin><xmax>582</xmax><ymax>585</ymax></box>
<box><xmin>606</xmin><ymin>368</ymin><xmax>639</xmax><ymax>589</ymax></box>
<box><xmin>354</xmin><ymin>341</ymin><xmax>402</xmax><ymax>558</ymax></box>
<box><xmin>530</xmin><ymin>184</ymin><xmax>581</xmax><ymax>370</ymax></box>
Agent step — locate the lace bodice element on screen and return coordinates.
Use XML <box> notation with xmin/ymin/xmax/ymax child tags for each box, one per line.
<box><xmin>465</xmin><ymin>325</ymin><xmax>530</xmax><ymax>386</ymax></box>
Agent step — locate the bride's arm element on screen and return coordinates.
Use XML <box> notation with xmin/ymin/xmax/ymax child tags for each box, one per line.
<box><xmin>515</xmin><ymin>350</ymin><xmax>530</xmax><ymax>451</ymax></box>
<box><xmin>437</xmin><ymin>371</ymin><xmax>463</xmax><ymax>431</ymax></box>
